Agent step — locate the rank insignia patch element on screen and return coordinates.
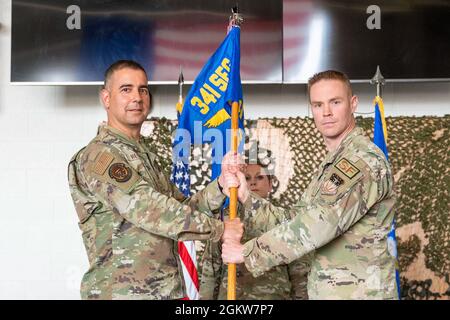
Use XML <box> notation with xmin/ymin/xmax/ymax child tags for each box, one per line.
<box><xmin>335</xmin><ymin>158</ymin><xmax>360</xmax><ymax>179</ymax></box>
<box><xmin>109</xmin><ymin>163</ymin><xmax>132</xmax><ymax>183</ymax></box>
<box><xmin>126</xmin><ymin>153</ymin><xmax>139</xmax><ymax>161</ymax></box>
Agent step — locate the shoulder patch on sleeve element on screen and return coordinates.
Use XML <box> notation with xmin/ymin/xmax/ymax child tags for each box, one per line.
<box><xmin>87</xmin><ymin>148</ymin><xmax>141</xmax><ymax>194</ymax></box>
<box><xmin>319</xmin><ymin>160</ymin><xmax>364</xmax><ymax>204</ymax></box>
<box><xmin>109</xmin><ymin>163</ymin><xmax>132</xmax><ymax>182</ymax></box>
<box><xmin>93</xmin><ymin>152</ymin><xmax>114</xmax><ymax>176</ymax></box>
<box><xmin>335</xmin><ymin>158</ymin><xmax>360</xmax><ymax>179</ymax></box>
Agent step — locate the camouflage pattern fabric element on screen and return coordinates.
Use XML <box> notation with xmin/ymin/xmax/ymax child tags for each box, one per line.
<box><xmin>68</xmin><ymin>125</ymin><xmax>226</xmax><ymax>300</ymax></box>
<box><xmin>241</xmin><ymin>127</ymin><xmax>398</xmax><ymax>299</ymax></box>
<box><xmin>197</xmin><ymin>205</ymin><xmax>310</xmax><ymax>300</ymax></box>
<box><xmin>358</xmin><ymin>116</ymin><xmax>450</xmax><ymax>300</ymax></box>
<box><xmin>142</xmin><ymin>116</ymin><xmax>450</xmax><ymax>300</ymax></box>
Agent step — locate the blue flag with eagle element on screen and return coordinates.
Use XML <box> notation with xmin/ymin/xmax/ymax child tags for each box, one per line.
<box><xmin>172</xmin><ymin>25</ymin><xmax>244</xmax><ymax>194</ymax></box>
<box><xmin>373</xmin><ymin>96</ymin><xmax>401</xmax><ymax>299</ymax></box>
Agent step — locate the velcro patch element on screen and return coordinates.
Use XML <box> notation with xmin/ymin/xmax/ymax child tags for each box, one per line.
<box><xmin>321</xmin><ymin>173</ymin><xmax>344</xmax><ymax>195</ymax></box>
<box><xmin>126</xmin><ymin>152</ymin><xmax>139</xmax><ymax>162</ymax></box>
<box><xmin>335</xmin><ymin>158</ymin><xmax>360</xmax><ymax>179</ymax></box>
<box><xmin>330</xmin><ymin>173</ymin><xmax>344</xmax><ymax>187</ymax></box>
<box><xmin>109</xmin><ymin>163</ymin><xmax>132</xmax><ymax>183</ymax></box>
<box><xmin>93</xmin><ymin>152</ymin><xmax>114</xmax><ymax>176</ymax></box>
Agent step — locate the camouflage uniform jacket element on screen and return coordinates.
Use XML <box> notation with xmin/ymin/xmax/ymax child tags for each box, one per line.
<box><xmin>198</xmin><ymin>205</ymin><xmax>310</xmax><ymax>300</ymax></box>
<box><xmin>68</xmin><ymin>125</ymin><xmax>225</xmax><ymax>300</ymax></box>
<box><xmin>241</xmin><ymin>127</ymin><xmax>398</xmax><ymax>299</ymax></box>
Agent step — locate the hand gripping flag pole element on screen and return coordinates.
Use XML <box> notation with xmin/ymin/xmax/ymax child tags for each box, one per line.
<box><xmin>227</xmin><ymin>6</ymin><xmax>243</xmax><ymax>301</ymax></box>
<box><xmin>171</xmin><ymin>6</ymin><xmax>244</xmax><ymax>300</ymax></box>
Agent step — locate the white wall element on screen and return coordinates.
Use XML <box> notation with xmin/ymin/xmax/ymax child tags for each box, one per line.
<box><xmin>0</xmin><ymin>0</ymin><xmax>449</xmax><ymax>299</ymax></box>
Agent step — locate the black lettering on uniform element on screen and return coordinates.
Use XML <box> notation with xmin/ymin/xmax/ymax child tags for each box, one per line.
<box><xmin>330</xmin><ymin>173</ymin><xmax>344</xmax><ymax>187</ymax></box>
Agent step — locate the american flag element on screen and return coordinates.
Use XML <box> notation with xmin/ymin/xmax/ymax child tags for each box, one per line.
<box><xmin>151</xmin><ymin>13</ymin><xmax>282</xmax><ymax>82</ymax></box>
<box><xmin>171</xmin><ymin>159</ymin><xmax>200</xmax><ymax>300</ymax></box>
<box><xmin>172</xmin><ymin>63</ymin><xmax>200</xmax><ymax>299</ymax></box>
<box><xmin>172</xmin><ymin>160</ymin><xmax>191</xmax><ymax>194</ymax></box>
<box><xmin>283</xmin><ymin>0</ymin><xmax>316</xmax><ymax>82</ymax></box>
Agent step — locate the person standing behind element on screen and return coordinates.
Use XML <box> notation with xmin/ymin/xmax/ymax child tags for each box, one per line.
<box><xmin>198</xmin><ymin>147</ymin><xmax>310</xmax><ymax>300</ymax></box>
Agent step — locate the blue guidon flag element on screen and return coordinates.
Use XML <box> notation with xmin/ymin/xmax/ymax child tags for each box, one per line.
<box><xmin>171</xmin><ymin>24</ymin><xmax>244</xmax><ymax>300</ymax></box>
<box><xmin>172</xmin><ymin>25</ymin><xmax>244</xmax><ymax>190</ymax></box>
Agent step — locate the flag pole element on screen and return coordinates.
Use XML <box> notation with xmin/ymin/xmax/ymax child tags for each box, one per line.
<box><xmin>176</xmin><ymin>66</ymin><xmax>184</xmax><ymax>115</ymax></box>
<box><xmin>370</xmin><ymin>65</ymin><xmax>388</xmax><ymax>140</ymax></box>
<box><xmin>370</xmin><ymin>65</ymin><xmax>385</xmax><ymax>98</ymax></box>
<box><xmin>370</xmin><ymin>66</ymin><xmax>401</xmax><ymax>299</ymax></box>
<box><xmin>227</xmin><ymin>5</ymin><xmax>243</xmax><ymax>301</ymax></box>
<box><xmin>227</xmin><ymin>100</ymin><xmax>239</xmax><ymax>301</ymax></box>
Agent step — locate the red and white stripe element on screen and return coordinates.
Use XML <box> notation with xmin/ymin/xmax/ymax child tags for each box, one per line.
<box><xmin>152</xmin><ymin>17</ymin><xmax>281</xmax><ymax>82</ymax></box>
<box><xmin>283</xmin><ymin>0</ymin><xmax>315</xmax><ymax>82</ymax></box>
<box><xmin>178</xmin><ymin>241</ymin><xmax>199</xmax><ymax>300</ymax></box>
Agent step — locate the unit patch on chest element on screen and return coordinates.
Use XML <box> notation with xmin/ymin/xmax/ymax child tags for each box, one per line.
<box><xmin>321</xmin><ymin>173</ymin><xmax>344</xmax><ymax>195</ymax></box>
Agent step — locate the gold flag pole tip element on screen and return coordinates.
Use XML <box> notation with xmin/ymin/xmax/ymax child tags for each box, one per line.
<box><xmin>229</xmin><ymin>5</ymin><xmax>244</xmax><ymax>27</ymax></box>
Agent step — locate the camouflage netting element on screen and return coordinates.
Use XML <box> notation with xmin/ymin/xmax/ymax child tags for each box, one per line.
<box><xmin>142</xmin><ymin>115</ymin><xmax>450</xmax><ymax>300</ymax></box>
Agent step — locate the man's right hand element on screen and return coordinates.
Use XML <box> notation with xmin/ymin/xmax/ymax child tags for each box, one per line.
<box><xmin>221</xmin><ymin>152</ymin><xmax>245</xmax><ymax>175</ymax></box>
<box><xmin>219</xmin><ymin>152</ymin><xmax>249</xmax><ymax>203</ymax></box>
<box><xmin>235</xmin><ymin>171</ymin><xmax>250</xmax><ymax>203</ymax></box>
<box><xmin>218</xmin><ymin>171</ymin><xmax>250</xmax><ymax>203</ymax></box>
<box><xmin>218</xmin><ymin>171</ymin><xmax>239</xmax><ymax>197</ymax></box>
<box><xmin>222</xmin><ymin>218</ymin><xmax>244</xmax><ymax>243</ymax></box>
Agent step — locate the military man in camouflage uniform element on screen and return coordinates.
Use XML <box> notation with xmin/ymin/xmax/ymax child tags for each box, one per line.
<box><xmin>222</xmin><ymin>70</ymin><xmax>398</xmax><ymax>299</ymax></box>
<box><xmin>68</xmin><ymin>60</ymin><xmax>243</xmax><ymax>299</ymax></box>
<box><xmin>198</xmin><ymin>149</ymin><xmax>310</xmax><ymax>299</ymax></box>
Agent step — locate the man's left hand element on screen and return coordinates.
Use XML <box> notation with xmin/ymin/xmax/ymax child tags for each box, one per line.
<box><xmin>222</xmin><ymin>240</ymin><xmax>245</xmax><ymax>264</ymax></box>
